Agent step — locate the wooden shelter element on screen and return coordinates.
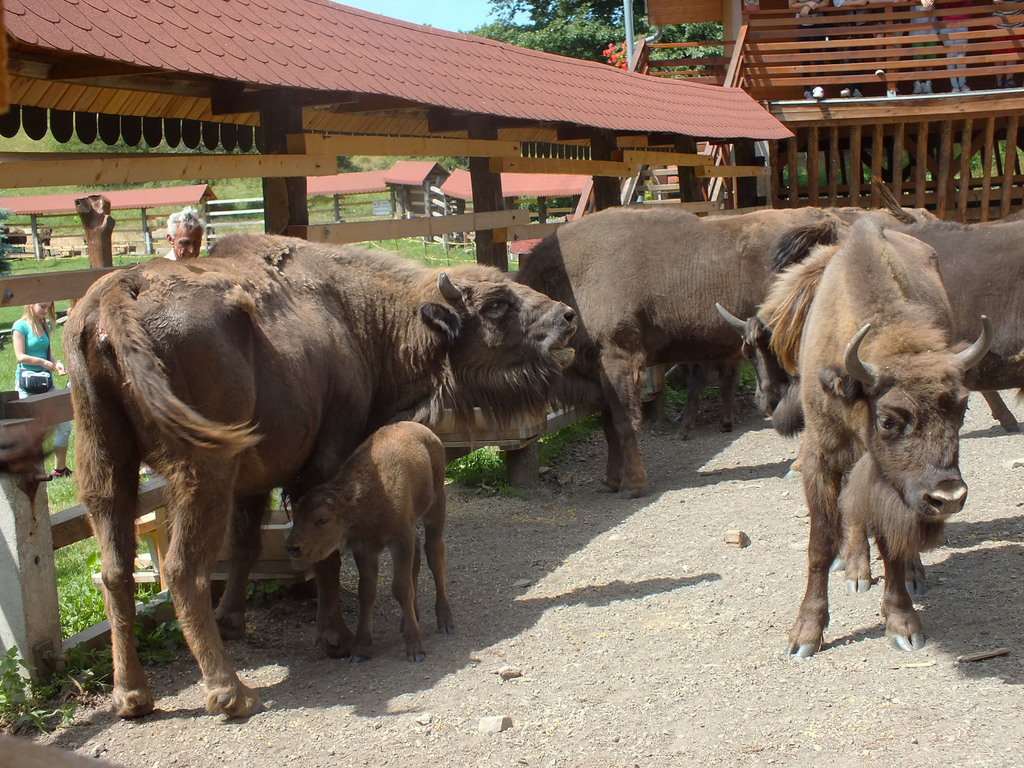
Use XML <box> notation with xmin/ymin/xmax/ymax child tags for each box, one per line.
<box><xmin>1</xmin><ymin>0</ymin><xmax>790</xmax><ymax>271</ymax></box>
<box><xmin>383</xmin><ymin>161</ymin><xmax>451</xmax><ymax>219</ymax></box>
<box><xmin>637</xmin><ymin>0</ymin><xmax>1024</xmax><ymax>222</ymax></box>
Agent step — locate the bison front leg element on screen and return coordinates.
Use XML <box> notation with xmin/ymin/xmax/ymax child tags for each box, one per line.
<box><xmin>389</xmin><ymin>532</ymin><xmax>426</xmax><ymax>662</ymax></box>
<box><xmin>313</xmin><ymin>551</ymin><xmax>356</xmax><ymax>659</ymax></box>
<box><xmin>787</xmin><ymin>447</ymin><xmax>844</xmax><ymax>659</ymax></box>
<box><xmin>598</xmin><ymin>351</ymin><xmax>647</xmax><ymax>498</ymax></box>
<box><xmin>214</xmin><ymin>494</ymin><xmax>270</xmax><ymax>640</ymax></box>
<box><xmin>876</xmin><ymin>537</ymin><xmax>925</xmax><ymax>651</ymax></box>
<box><xmin>717</xmin><ymin>361</ymin><xmax>740</xmax><ymax>434</ymax></box>
<box><xmin>350</xmin><ymin>544</ymin><xmax>380</xmax><ymax>663</ymax></box>
<box><xmin>843</xmin><ymin>520</ymin><xmax>874</xmax><ymax>594</ymax></box>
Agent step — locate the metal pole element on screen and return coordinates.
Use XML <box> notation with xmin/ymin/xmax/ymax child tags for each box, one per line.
<box><xmin>624</xmin><ymin>0</ymin><xmax>636</xmax><ymax>65</ymax></box>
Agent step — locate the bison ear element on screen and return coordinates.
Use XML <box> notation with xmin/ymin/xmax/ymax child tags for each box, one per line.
<box><xmin>341</xmin><ymin>481</ymin><xmax>362</xmax><ymax>505</ymax></box>
<box><xmin>819</xmin><ymin>366</ymin><xmax>864</xmax><ymax>404</ymax></box>
<box><xmin>418</xmin><ymin>302</ymin><xmax>463</xmax><ymax>346</ymax></box>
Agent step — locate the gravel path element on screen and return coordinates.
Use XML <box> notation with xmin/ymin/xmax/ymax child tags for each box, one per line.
<box><xmin>26</xmin><ymin>390</ymin><xmax>1024</xmax><ymax>767</ymax></box>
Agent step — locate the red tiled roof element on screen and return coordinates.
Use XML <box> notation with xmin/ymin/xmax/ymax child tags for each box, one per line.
<box><xmin>306</xmin><ymin>171</ymin><xmax>386</xmax><ymax>196</ymax></box>
<box><xmin>383</xmin><ymin>161</ymin><xmax>450</xmax><ymax>187</ymax></box>
<box><xmin>0</xmin><ymin>184</ymin><xmax>215</xmax><ymax>215</ymax></box>
<box><xmin>3</xmin><ymin>0</ymin><xmax>792</xmax><ymax>141</ymax></box>
<box><xmin>441</xmin><ymin>170</ymin><xmax>588</xmax><ymax>200</ymax></box>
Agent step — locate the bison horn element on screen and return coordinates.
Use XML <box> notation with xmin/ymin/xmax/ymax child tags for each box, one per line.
<box><xmin>716</xmin><ymin>303</ymin><xmax>747</xmax><ymax>335</ymax></box>
<box><xmin>437</xmin><ymin>271</ymin><xmax>464</xmax><ymax>305</ymax></box>
<box><xmin>843</xmin><ymin>323</ymin><xmax>877</xmax><ymax>386</ymax></box>
<box><xmin>956</xmin><ymin>315</ymin><xmax>994</xmax><ymax>371</ymax></box>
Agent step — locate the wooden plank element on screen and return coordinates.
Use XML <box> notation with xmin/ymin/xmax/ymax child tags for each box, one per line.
<box><xmin>936</xmin><ymin>120</ymin><xmax>953</xmax><ymax>220</ymax></box>
<box><xmin>620</xmin><ymin>149</ymin><xmax>707</xmax><ymax>167</ymax></box>
<box><xmin>981</xmin><ymin>117</ymin><xmax>996</xmax><ymax>222</ymax></box>
<box><xmin>807</xmin><ymin>127</ymin><xmax>820</xmax><ymax>207</ymax></box>
<box><xmin>0</xmin><ymin>266</ymin><xmax>125</xmax><ymax>307</ymax></box>
<box><xmin>0</xmin><ymin>152</ymin><xmax>335</xmax><ymax>189</ymax></box>
<box><xmin>828</xmin><ymin>125</ymin><xmax>840</xmax><ymax>207</ymax></box>
<box><xmin>695</xmin><ymin>165</ymin><xmax>769</xmax><ymax>178</ymax></box>
<box><xmin>292</xmin><ymin>209</ymin><xmax>527</xmax><ymax>245</ymax></box>
<box><xmin>892</xmin><ymin>122</ymin><xmax>905</xmax><ymax>202</ymax></box>
<box><xmin>3</xmin><ymin>389</ymin><xmax>73</xmax><ymax>429</ymax></box>
<box><xmin>958</xmin><ymin>119</ymin><xmax>974</xmax><ymax>222</ymax></box>
<box><xmin>871</xmin><ymin>123</ymin><xmax>885</xmax><ymax>210</ymax></box>
<box><xmin>916</xmin><ymin>121</ymin><xmax>930</xmax><ymax>209</ymax></box>
<box><xmin>505</xmin><ymin>222</ymin><xmax>562</xmax><ymax>242</ymax></box>
<box><xmin>1001</xmin><ymin>114</ymin><xmax>1019</xmax><ymax>218</ymax></box>
<box><xmin>289</xmin><ymin>133</ymin><xmax>522</xmax><ymax>159</ymax></box>
<box><xmin>491</xmin><ymin>156</ymin><xmax>638</xmax><ymax>178</ymax></box>
<box><xmin>787</xmin><ymin>135</ymin><xmax>799</xmax><ymax>207</ymax></box>
<box><xmin>50</xmin><ymin>477</ymin><xmax>167</xmax><ymax>550</ymax></box>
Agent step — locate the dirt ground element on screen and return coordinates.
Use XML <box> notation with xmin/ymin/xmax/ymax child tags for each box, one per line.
<box><xmin>25</xmin><ymin>389</ymin><xmax>1024</xmax><ymax>767</ymax></box>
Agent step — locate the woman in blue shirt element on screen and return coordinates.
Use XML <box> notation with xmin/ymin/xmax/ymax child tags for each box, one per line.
<box><xmin>12</xmin><ymin>301</ymin><xmax>72</xmax><ymax>478</ymax></box>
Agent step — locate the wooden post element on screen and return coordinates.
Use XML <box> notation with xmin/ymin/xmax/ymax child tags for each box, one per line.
<box><xmin>29</xmin><ymin>215</ymin><xmax>42</xmax><ymax>261</ymax></box>
<box><xmin>590</xmin><ymin>130</ymin><xmax>620</xmax><ymax>211</ymax></box>
<box><xmin>735</xmin><ymin>139</ymin><xmax>762</xmax><ymax>209</ymax></box>
<box><xmin>468</xmin><ymin>117</ymin><xmax>507</xmax><ymax>271</ymax></box>
<box><xmin>259</xmin><ymin>92</ymin><xmax>309</xmax><ymax>236</ymax></box>
<box><xmin>675</xmin><ymin>135</ymin><xmax>705</xmax><ymax>203</ymax></box>
<box><xmin>0</xmin><ymin>421</ymin><xmax>62</xmax><ymax>683</ymax></box>
<box><xmin>141</xmin><ymin>207</ymin><xmax>153</xmax><ymax>255</ymax></box>
<box><xmin>75</xmin><ymin>194</ymin><xmax>114</xmax><ymax>268</ymax></box>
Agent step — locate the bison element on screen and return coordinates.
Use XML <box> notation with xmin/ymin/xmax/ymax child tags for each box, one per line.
<box><xmin>516</xmin><ymin>205</ymin><xmax>838</xmax><ymax>498</ymax></box>
<box><xmin>65</xmin><ymin>234</ymin><xmax>576</xmax><ymax>719</ymax></box>
<box><xmin>768</xmin><ymin>218</ymin><xmax>991</xmax><ymax>658</ymax></box>
<box><xmin>285</xmin><ymin>421</ymin><xmax>453</xmax><ymax>664</ymax></box>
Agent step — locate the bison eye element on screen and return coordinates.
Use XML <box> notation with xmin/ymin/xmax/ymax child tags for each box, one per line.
<box><xmin>877</xmin><ymin>414</ymin><xmax>903</xmax><ymax>434</ymax></box>
<box><xmin>315</xmin><ymin>516</ymin><xmax>329</xmax><ymax>527</ymax></box>
<box><xmin>482</xmin><ymin>299</ymin><xmax>509</xmax><ymax>318</ymax></box>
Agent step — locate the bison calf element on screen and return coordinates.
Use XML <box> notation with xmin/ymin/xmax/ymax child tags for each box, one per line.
<box><xmin>285</xmin><ymin>421</ymin><xmax>454</xmax><ymax>663</ymax></box>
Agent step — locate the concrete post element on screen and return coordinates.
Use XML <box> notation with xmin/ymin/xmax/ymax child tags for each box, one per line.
<box><xmin>0</xmin><ymin>421</ymin><xmax>62</xmax><ymax>682</ymax></box>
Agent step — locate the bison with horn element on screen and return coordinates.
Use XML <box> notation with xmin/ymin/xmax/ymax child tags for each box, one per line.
<box><xmin>64</xmin><ymin>234</ymin><xmax>577</xmax><ymax>718</ymax></box>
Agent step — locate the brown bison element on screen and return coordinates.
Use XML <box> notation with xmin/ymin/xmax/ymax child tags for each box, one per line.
<box><xmin>768</xmin><ymin>218</ymin><xmax>991</xmax><ymax>658</ymax></box>
<box><xmin>516</xmin><ymin>205</ymin><xmax>838</xmax><ymax>498</ymax></box>
<box><xmin>65</xmin><ymin>234</ymin><xmax>576</xmax><ymax>719</ymax></box>
<box><xmin>285</xmin><ymin>421</ymin><xmax>452</xmax><ymax>664</ymax></box>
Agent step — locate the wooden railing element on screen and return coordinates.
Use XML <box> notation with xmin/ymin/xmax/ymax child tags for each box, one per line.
<box><xmin>740</xmin><ymin>1</ymin><xmax>1024</xmax><ymax>101</ymax></box>
<box><xmin>634</xmin><ymin>38</ymin><xmax>732</xmax><ymax>83</ymax></box>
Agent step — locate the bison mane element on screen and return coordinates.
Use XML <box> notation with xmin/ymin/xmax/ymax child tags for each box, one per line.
<box><xmin>762</xmin><ymin>245</ymin><xmax>837</xmax><ymax>374</ymax></box>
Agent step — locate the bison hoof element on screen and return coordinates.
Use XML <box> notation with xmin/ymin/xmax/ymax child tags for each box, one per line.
<box><xmin>846</xmin><ymin>578</ymin><xmax>872</xmax><ymax>594</ymax></box>
<box><xmin>111</xmin><ymin>686</ymin><xmax>156</xmax><ymax>719</ymax></box>
<box><xmin>829</xmin><ymin>556</ymin><xmax>847</xmax><ymax>572</ymax></box>
<box><xmin>719</xmin><ymin>422</ymin><xmax>734</xmax><ymax>433</ymax></box>
<box><xmin>408</xmin><ymin>650</ymin><xmax>426</xmax><ymax>663</ymax></box>
<box><xmin>215</xmin><ymin>612</ymin><xmax>246</xmax><ymax>641</ymax></box>
<box><xmin>437</xmin><ymin>618</ymin><xmax>455</xmax><ymax>635</ymax></box>
<box><xmin>905</xmin><ymin>579</ymin><xmax>928</xmax><ymax>597</ymax></box>
<box><xmin>786</xmin><ymin>639</ymin><xmax>822</xmax><ymax>660</ymax></box>
<box><xmin>349</xmin><ymin>653</ymin><xmax>371</xmax><ymax>665</ymax></box>
<box><xmin>891</xmin><ymin>632</ymin><xmax>926</xmax><ymax>652</ymax></box>
<box><xmin>615</xmin><ymin>488</ymin><xmax>643</xmax><ymax>500</ymax></box>
<box><xmin>206</xmin><ymin>682</ymin><xmax>263</xmax><ymax>719</ymax></box>
<box><xmin>1001</xmin><ymin>421</ymin><xmax>1021</xmax><ymax>433</ymax></box>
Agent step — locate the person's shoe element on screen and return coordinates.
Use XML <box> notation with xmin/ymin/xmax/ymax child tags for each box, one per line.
<box><xmin>811</xmin><ymin>86</ymin><xmax>825</xmax><ymax>100</ymax></box>
<box><xmin>960</xmin><ymin>83</ymin><xmax>970</xmax><ymax>92</ymax></box>
<box><xmin>804</xmin><ymin>88</ymin><xmax>813</xmax><ymax>100</ymax></box>
<box><xmin>51</xmin><ymin>466</ymin><xmax>72</xmax><ymax>479</ymax></box>
<box><xmin>840</xmin><ymin>87</ymin><xmax>852</xmax><ymax>98</ymax></box>
<box><xmin>913</xmin><ymin>80</ymin><xmax>923</xmax><ymax>94</ymax></box>
<box><xmin>1006</xmin><ymin>78</ymin><xmax>1017</xmax><ymax>89</ymax></box>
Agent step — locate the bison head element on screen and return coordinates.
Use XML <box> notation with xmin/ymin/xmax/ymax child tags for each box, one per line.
<box><xmin>284</xmin><ymin>481</ymin><xmax>362</xmax><ymax>563</ymax></box>
<box><xmin>820</xmin><ymin>317</ymin><xmax>992</xmax><ymax>521</ymax></box>
<box><xmin>716</xmin><ymin>303</ymin><xmax>801</xmax><ymax>434</ymax></box>
<box><xmin>434</xmin><ymin>267</ymin><xmax>577</xmax><ymax>425</ymax></box>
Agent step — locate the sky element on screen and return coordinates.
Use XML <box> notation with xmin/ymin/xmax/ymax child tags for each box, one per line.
<box><xmin>333</xmin><ymin>0</ymin><xmax>503</xmax><ymax>33</ymax></box>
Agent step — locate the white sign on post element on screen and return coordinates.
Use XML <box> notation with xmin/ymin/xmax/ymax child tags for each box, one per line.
<box><xmin>372</xmin><ymin>200</ymin><xmax>391</xmax><ymax>217</ymax></box>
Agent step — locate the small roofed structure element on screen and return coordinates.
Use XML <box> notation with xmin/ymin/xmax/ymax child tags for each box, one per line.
<box><xmin>383</xmin><ymin>161</ymin><xmax>451</xmax><ymax>219</ymax></box>
<box><xmin>306</xmin><ymin>170</ymin><xmax>388</xmax><ymax>222</ymax></box>
<box><xmin>0</xmin><ymin>184</ymin><xmax>215</xmax><ymax>258</ymax></box>
<box><xmin>441</xmin><ymin>170</ymin><xmax>588</xmax><ymax>223</ymax></box>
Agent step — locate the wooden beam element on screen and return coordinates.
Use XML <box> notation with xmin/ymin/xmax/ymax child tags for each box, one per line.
<box><xmin>291</xmin><ymin>210</ymin><xmax>527</xmax><ymax>245</ymax></box>
<box><xmin>892</xmin><ymin>122</ymin><xmax>905</xmax><ymax>202</ymax></box>
<box><xmin>936</xmin><ymin>120</ymin><xmax>953</xmax><ymax>219</ymax></box>
<box><xmin>0</xmin><ymin>152</ymin><xmax>334</xmax><ymax>189</ymax></box>
<box><xmin>290</xmin><ymin>133</ymin><xmax>522</xmax><ymax>159</ymax></box>
<box><xmin>916</xmin><ymin>121</ymin><xmax>930</xmax><ymax>209</ymax></box>
<box><xmin>695</xmin><ymin>165</ymin><xmax>770</xmax><ymax>178</ymax></box>
<box><xmin>808</xmin><ymin>127</ymin><xmax>820</xmax><ymax>206</ymax></box>
<box><xmin>0</xmin><ymin>267</ymin><xmax>124</xmax><ymax>307</ymax></box>
<box><xmin>49</xmin><ymin>477</ymin><xmax>167</xmax><ymax>551</ymax></box>
<box><xmin>958</xmin><ymin>119</ymin><xmax>973</xmax><ymax>223</ymax></box>
<box><xmin>491</xmin><ymin>156</ymin><xmax>638</xmax><ymax>178</ymax></box>
<box><xmin>620</xmin><ymin>149</ymin><xmax>707</xmax><ymax>167</ymax></box>
<box><xmin>506</xmin><ymin>222</ymin><xmax>562</xmax><ymax>242</ymax></box>
<box><xmin>981</xmin><ymin>117</ymin><xmax>995</xmax><ymax>222</ymax></box>
<box><xmin>849</xmin><ymin>124</ymin><xmax>862</xmax><ymax>207</ymax></box>
<box><xmin>828</xmin><ymin>125</ymin><xmax>840</xmax><ymax>207</ymax></box>
<box><xmin>1001</xmin><ymin>114</ymin><xmax>1019</xmax><ymax>218</ymax></box>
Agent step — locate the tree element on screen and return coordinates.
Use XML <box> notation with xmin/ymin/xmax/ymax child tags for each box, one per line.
<box><xmin>474</xmin><ymin>1</ymin><xmax>720</xmax><ymax>64</ymax></box>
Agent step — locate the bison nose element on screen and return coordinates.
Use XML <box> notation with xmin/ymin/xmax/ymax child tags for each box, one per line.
<box><xmin>563</xmin><ymin>305</ymin><xmax>577</xmax><ymax>327</ymax></box>
<box><xmin>285</xmin><ymin>541</ymin><xmax>303</xmax><ymax>558</ymax></box>
<box><xmin>923</xmin><ymin>479</ymin><xmax>967</xmax><ymax>518</ymax></box>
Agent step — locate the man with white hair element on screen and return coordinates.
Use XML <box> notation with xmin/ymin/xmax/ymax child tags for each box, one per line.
<box><xmin>164</xmin><ymin>206</ymin><xmax>206</xmax><ymax>260</ymax></box>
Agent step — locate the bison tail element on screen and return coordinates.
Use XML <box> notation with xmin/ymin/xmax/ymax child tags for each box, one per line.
<box><xmin>98</xmin><ymin>277</ymin><xmax>258</xmax><ymax>454</ymax></box>
<box><xmin>769</xmin><ymin>216</ymin><xmax>842</xmax><ymax>274</ymax></box>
